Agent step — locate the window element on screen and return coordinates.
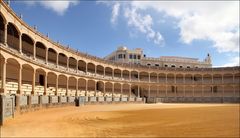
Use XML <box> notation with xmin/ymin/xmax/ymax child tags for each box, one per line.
<box><xmin>134</xmin><ymin>55</ymin><xmax>137</xmax><ymax>59</ymax></box>
<box><xmin>179</xmin><ymin>66</ymin><xmax>183</xmax><ymax>68</ymax></box>
<box><xmin>187</xmin><ymin>66</ymin><xmax>190</xmax><ymax>68</ymax></box>
<box><xmin>138</xmin><ymin>55</ymin><xmax>141</xmax><ymax>59</ymax></box>
<box><xmin>147</xmin><ymin>63</ymin><xmax>151</xmax><ymax>66</ymax></box>
<box><xmin>213</xmin><ymin>86</ymin><xmax>218</xmax><ymax>93</ymax></box>
<box><xmin>118</xmin><ymin>54</ymin><xmax>122</xmax><ymax>59</ymax></box>
<box><xmin>171</xmin><ymin>65</ymin><xmax>175</xmax><ymax>68</ymax></box>
<box><xmin>39</xmin><ymin>75</ymin><xmax>44</xmax><ymax>86</ymax></box>
<box><xmin>123</xmin><ymin>54</ymin><xmax>126</xmax><ymax>59</ymax></box>
<box><xmin>165</xmin><ymin>64</ymin><xmax>168</xmax><ymax>67</ymax></box>
<box><xmin>171</xmin><ymin>86</ymin><xmax>175</xmax><ymax>93</ymax></box>
<box><xmin>129</xmin><ymin>54</ymin><xmax>132</xmax><ymax>59</ymax></box>
<box><xmin>155</xmin><ymin>64</ymin><xmax>159</xmax><ymax>66</ymax></box>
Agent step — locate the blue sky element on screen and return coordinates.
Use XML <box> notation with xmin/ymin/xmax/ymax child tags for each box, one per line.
<box><xmin>10</xmin><ymin>1</ymin><xmax>239</xmax><ymax>67</ymax></box>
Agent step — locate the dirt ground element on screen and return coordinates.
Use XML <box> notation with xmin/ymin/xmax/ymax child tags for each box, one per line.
<box><xmin>1</xmin><ymin>103</ymin><xmax>239</xmax><ymax>137</ymax></box>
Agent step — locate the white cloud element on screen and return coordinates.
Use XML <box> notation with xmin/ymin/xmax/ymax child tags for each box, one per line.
<box><xmin>123</xmin><ymin>6</ymin><xmax>164</xmax><ymax>46</ymax></box>
<box><xmin>25</xmin><ymin>1</ymin><xmax>79</xmax><ymax>15</ymax></box>
<box><xmin>222</xmin><ymin>56</ymin><xmax>240</xmax><ymax>67</ymax></box>
<box><xmin>105</xmin><ymin>1</ymin><xmax>239</xmax><ymax>52</ymax></box>
<box><xmin>130</xmin><ymin>1</ymin><xmax>239</xmax><ymax>53</ymax></box>
<box><xmin>111</xmin><ymin>2</ymin><xmax>120</xmax><ymax>24</ymax></box>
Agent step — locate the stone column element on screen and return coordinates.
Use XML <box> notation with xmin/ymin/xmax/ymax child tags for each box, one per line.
<box><xmin>103</xmin><ymin>82</ymin><xmax>106</xmax><ymax>96</ymax></box>
<box><xmin>66</xmin><ymin>77</ymin><xmax>69</xmax><ymax>96</ymax></box>
<box><xmin>148</xmin><ymin>85</ymin><xmax>150</xmax><ymax>98</ymax></box>
<box><xmin>103</xmin><ymin>68</ymin><xmax>105</xmax><ymax>77</ymax></box>
<box><xmin>17</xmin><ymin>65</ymin><xmax>22</xmax><ymax>95</ymax></box>
<box><xmin>76</xmin><ymin>61</ymin><xmax>78</xmax><ymax>73</ymax></box>
<box><xmin>121</xmin><ymin>70</ymin><xmax>123</xmax><ymax>79</ymax></box>
<box><xmin>0</xmin><ymin>58</ymin><xmax>6</xmax><ymax>94</ymax></box>
<box><xmin>112</xmin><ymin>70</ymin><xmax>114</xmax><ymax>79</ymax></box>
<box><xmin>43</xmin><ymin>73</ymin><xmax>47</xmax><ymax>95</ymax></box>
<box><xmin>138</xmin><ymin>72</ymin><xmax>140</xmax><ymax>82</ymax></box>
<box><xmin>129</xmin><ymin>84</ymin><xmax>131</xmax><ymax>97</ymax></box>
<box><xmin>120</xmin><ymin>84</ymin><xmax>123</xmax><ymax>97</ymax></box>
<box><xmin>157</xmin><ymin>85</ymin><xmax>159</xmax><ymax>97</ymax></box>
<box><xmin>31</xmin><ymin>69</ymin><xmax>35</xmax><ymax>95</ymax></box>
<box><xmin>4</xmin><ymin>23</ymin><xmax>7</xmax><ymax>45</ymax></box>
<box><xmin>33</xmin><ymin>42</ymin><xmax>36</xmax><ymax>60</ymax></box>
<box><xmin>95</xmin><ymin>81</ymin><xmax>97</xmax><ymax>97</ymax></box>
<box><xmin>129</xmin><ymin>71</ymin><xmax>131</xmax><ymax>81</ymax></box>
<box><xmin>56</xmin><ymin>54</ymin><xmax>59</xmax><ymax>67</ymax></box>
<box><xmin>183</xmin><ymin>74</ymin><xmax>186</xmax><ymax>97</ymax></box>
<box><xmin>137</xmin><ymin>85</ymin><xmax>140</xmax><ymax>98</ymax></box>
<box><xmin>148</xmin><ymin>73</ymin><xmax>150</xmax><ymax>82</ymax></box>
<box><xmin>85</xmin><ymin>63</ymin><xmax>88</xmax><ymax>73</ymax></box>
<box><xmin>45</xmin><ymin>48</ymin><xmax>48</xmax><ymax>64</ymax></box>
<box><xmin>157</xmin><ymin>74</ymin><xmax>159</xmax><ymax>83</ymax></box>
<box><xmin>55</xmin><ymin>76</ymin><xmax>58</xmax><ymax>96</ymax></box>
<box><xmin>75</xmin><ymin>79</ymin><xmax>78</xmax><ymax>97</ymax></box>
<box><xmin>85</xmin><ymin>80</ymin><xmax>88</xmax><ymax>96</ymax></box>
<box><xmin>19</xmin><ymin>34</ymin><xmax>22</xmax><ymax>53</ymax></box>
<box><xmin>165</xmin><ymin>74</ymin><xmax>168</xmax><ymax>97</ymax></box>
<box><xmin>95</xmin><ymin>66</ymin><xmax>97</xmax><ymax>76</ymax></box>
<box><xmin>66</xmin><ymin>57</ymin><xmax>69</xmax><ymax>70</ymax></box>
<box><xmin>112</xmin><ymin>83</ymin><xmax>114</xmax><ymax>97</ymax></box>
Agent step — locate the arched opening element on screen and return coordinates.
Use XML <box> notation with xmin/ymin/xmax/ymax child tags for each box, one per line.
<box><xmin>35</xmin><ymin>68</ymin><xmax>46</xmax><ymax>95</ymax></box>
<box><xmin>176</xmin><ymin>74</ymin><xmax>183</xmax><ymax>84</ymax></box>
<box><xmin>176</xmin><ymin>85</ymin><xmax>184</xmax><ymax>97</ymax></box>
<box><xmin>58</xmin><ymin>53</ymin><xmax>67</xmax><ymax>68</ymax></box>
<box><xmin>139</xmin><ymin>72</ymin><xmax>148</xmax><ymax>82</ymax></box>
<box><xmin>185</xmin><ymin>86</ymin><xmax>193</xmax><ymax>97</ymax></box>
<box><xmin>78</xmin><ymin>60</ymin><xmax>86</xmax><ymax>73</ymax></box>
<box><xmin>0</xmin><ymin>13</ymin><xmax>6</xmax><ymax>43</ymax></box>
<box><xmin>234</xmin><ymin>73</ymin><xmax>240</xmax><ymax>85</ymax></box>
<box><xmin>7</xmin><ymin>22</ymin><xmax>19</xmax><ymax>51</ymax></box>
<box><xmin>185</xmin><ymin>74</ymin><xmax>193</xmax><ymax>84</ymax></box>
<box><xmin>203</xmin><ymin>85</ymin><xmax>212</xmax><ymax>97</ymax></box>
<box><xmin>159</xmin><ymin>85</ymin><xmax>166</xmax><ymax>98</ymax></box>
<box><xmin>122</xmin><ymin>84</ymin><xmax>130</xmax><ymax>97</ymax></box>
<box><xmin>105</xmin><ymin>67</ymin><xmax>113</xmax><ymax>78</ymax></box>
<box><xmin>22</xmin><ymin>64</ymin><xmax>34</xmax><ymax>95</ymax></box>
<box><xmin>194</xmin><ymin>85</ymin><xmax>202</xmax><ymax>97</ymax></box>
<box><xmin>87</xmin><ymin>80</ymin><xmax>95</xmax><ymax>96</ymax></box>
<box><xmin>150</xmin><ymin>85</ymin><xmax>158</xmax><ymax>98</ymax></box>
<box><xmin>194</xmin><ymin>74</ymin><xmax>202</xmax><ymax>84</ymax></box>
<box><xmin>224</xmin><ymin>85</ymin><xmax>234</xmax><ymax>97</ymax></box>
<box><xmin>96</xmin><ymin>81</ymin><xmax>104</xmax><ymax>97</ymax></box>
<box><xmin>159</xmin><ymin>73</ymin><xmax>166</xmax><ymax>83</ymax></box>
<box><xmin>6</xmin><ymin>58</ymin><xmax>20</xmax><ymax>95</ymax></box>
<box><xmin>21</xmin><ymin>34</ymin><xmax>34</xmax><ymax>57</ymax></box>
<box><xmin>96</xmin><ymin>65</ymin><xmax>104</xmax><ymax>76</ymax></box>
<box><xmin>114</xmin><ymin>83</ymin><xmax>121</xmax><ymax>97</ymax></box>
<box><xmin>105</xmin><ymin>82</ymin><xmax>113</xmax><ymax>97</ymax></box>
<box><xmin>35</xmin><ymin>42</ymin><xmax>46</xmax><ymax>62</ymax></box>
<box><xmin>78</xmin><ymin>78</ymin><xmax>86</xmax><ymax>96</ymax></box>
<box><xmin>87</xmin><ymin>63</ymin><xmax>95</xmax><ymax>74</ymax></box>
<box><xmin>131</xmin><ymin>85</ymin><xmax>138</xmax><ymax>97</ymax></box>
<box><xmin>131</xmin><ymin>71</ymin><xmax>138</xmax><ymax>81</ymax></box>
<box><xmin>69</xmin><ymin>57</ymin><xmax>77</xmax><ymax>71</ymax></box>
<box><xmin>167</xmin><ymin>73</ymin><xmax>174</xmax><ymax>83</ymax></box>
<box><xmin>167</xmin><ymin>85</ymin><xmax>175</xmax><ymax>97</ymax></box>
<box><xmin>223</xmin><ymin>74</ymin><xmax>233</xmax><ymax>84</ymax></box>
<box><xmin>68</xmin><ymin>77</ymin><xmax>77</xmax><ymax>96</ymax></box>
<box><xmin>58</xmin><ymin>75</ymin><xmax>67</xmax><ymax>96</ymax></box>
<box><xmin>213</xmin><ymin>74</ymin><xmax>222</xmax><ymax>84</ymax></box>
<box><xmin>203</xmin><ymin>74</ymin><xmax>212</xmax><ymax>84</ymax></box>
<box><xmin>47</xmin><ymin>72</ymin><xmax>57</xmax><ymax>96</ymax></box>
<box><xmin>114</xmin><ymin>69</ymin><xmax>121</xmax><ymax>79</ymax></box>
<box><xmin>122</xmin><ymin>70</ymin><xmax>129</xmax><ymax>80</ymax></box>
<box><xmin>48</xmin><ymin>48</ymin><xmax>57</xmax><ymax>65</ymax></box>
<box><xmin>150</xmin><ymin>73</ymin><xmax>157</xmax><ymax>82</ymax></box>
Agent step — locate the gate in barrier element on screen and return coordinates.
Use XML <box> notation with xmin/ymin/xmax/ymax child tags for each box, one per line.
<box><xmin>0</xmin><ymin>95</ymin><xmax>15</xmax><ymax>125</ymax></box>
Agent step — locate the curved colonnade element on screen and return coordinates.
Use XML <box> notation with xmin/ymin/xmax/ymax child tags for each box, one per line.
<box><xmin>0</xmin><ymin>1</ymin><xmax>239</xmax><ymax>102</ymax></box>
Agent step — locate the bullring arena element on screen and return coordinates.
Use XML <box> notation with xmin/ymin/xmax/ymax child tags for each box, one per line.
<box><xmin>0</xmin><ymin>1</ymin><xmax>239</xmax><ymax>137</ymax></box>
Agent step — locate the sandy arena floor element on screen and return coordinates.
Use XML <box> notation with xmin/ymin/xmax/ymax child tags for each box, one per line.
<box><xmin>1</xmin><ymin>103</ymin><xmax>239</xmax><ymax>137</ymax></box>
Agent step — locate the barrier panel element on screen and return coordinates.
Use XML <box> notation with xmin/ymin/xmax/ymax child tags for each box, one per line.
<box><xmin>97</xmin><ymin>97</ymin><xmax>104</xmax><ymax>102</ymax></box>
<box><xmin>76</xmin><ymin>96</ymin><xmax>85</xmax><ymax>106</ymax></box>
<box><xmin>121</xmin><ymin>97</ymin><xmax>128</xmax><ymax>102</ymax></box>
<box><xmin>85</xmin><ymin>96</ymin><xmax>89</xmax><ymax>102</ymax></box>
<box><xmin>31</xmin><ymin>95</ymin><xmax>39</xmax><ymax>105</ymax></box>
<box><xmin>60</xmin><ymin>96</ymin><xmax>67</xmax><ymax>103</ymax></box>
<box><xmin>51</xmin><ymin>96</ymin><xmax>58</xmax><ymax>104</ymax></box>
<box><xmin>105</xmin><ymin>97</ymin><xmax>112</xmax><ymax>102</ymax></box>
<box><xmin>129</xmin><ymin>97</ymin><xmax>135</xmax><ymax>102</ymax></box>
<box><xmin>42</xmin><ymin>96</ymin><xmax>49</xmax><ymax>104</ymax></box>
<box><xmin>146</xmin><ymin>97</ymin><xmax>156</xmax><ymax>103</ymax></box>
<box><xmin>135</xmin><ymin>97</ymin><xmax>143</xmax><ymax>102</ymax></box>
<box><xmin>0</xmin><ymin>95</ymin><xmax>15</xmax><ymax>125</ymax></box>
<box><xmin>113</xmin><ymin>97</ymin><xmax>120</xmax><ymax>102</ymax></box>
<box><xmin>67</xmin><ymin>96</ymin><xmax>75</xmax><ymax>103</ymax></box>
<box><xmin>19</xmin><ymin>96</ymin><xmax>28</xmax><ymax>106</ymax></box>
<box><xmin>89</xmin><ymin>97</ymin><xmax>97</xmax><ymax>102</ymax></box>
